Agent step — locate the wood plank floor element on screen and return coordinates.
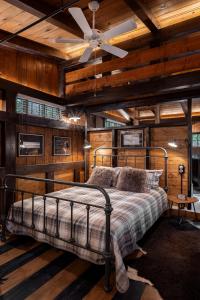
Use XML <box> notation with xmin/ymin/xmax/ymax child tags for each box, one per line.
<box><xmin>0</xmin><ymin>236</ymin><xmax>161</xmax><ymax>300</ymax></box>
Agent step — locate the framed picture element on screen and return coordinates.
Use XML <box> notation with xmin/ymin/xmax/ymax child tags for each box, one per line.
<box><xmin>120</xmin><ymin>130</ymin><xmax>144</xmax><ymax>147</ymax></box>
<box><xmin>18</xmin><ymin>133</ymin><xmax>44</xmax><ymax>156</ymax></box>
<box><xmin>53</xmin><ymin>136</ymin><xmax>71</xmax><ymax>156</ymax></box>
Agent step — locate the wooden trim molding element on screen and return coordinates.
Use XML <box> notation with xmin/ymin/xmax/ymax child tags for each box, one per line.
<box><xmin>16</xmin><ymin>161</ymin><xmax>84</xmax><ymax>175</ymax></box>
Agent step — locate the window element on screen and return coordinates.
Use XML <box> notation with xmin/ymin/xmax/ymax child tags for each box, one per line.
<box><xmin>16</xmin><ymin>96</ymin><xmax>62</xmax><ymax>121</ymax></box>
<box><xmin>192</xmin><ymin>133</ymin><xmax>200</xmax><ymax>147</ymax></box>
<box><xmin>105</xmin><ymin>119</ymin><xmax>124</xmax><ymax>128</ymax></box>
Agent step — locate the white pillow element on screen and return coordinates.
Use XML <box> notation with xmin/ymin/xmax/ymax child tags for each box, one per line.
<box><xmin>146</xmin><ymin>169</ymin><xmax>163</xmax><ymax>189</ymax></box>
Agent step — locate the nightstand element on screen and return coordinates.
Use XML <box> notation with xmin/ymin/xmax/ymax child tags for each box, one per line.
<box><xmin>168</xmin><ymin>195</ymin><xmax>198</xmax><ymax>224</ymax></box>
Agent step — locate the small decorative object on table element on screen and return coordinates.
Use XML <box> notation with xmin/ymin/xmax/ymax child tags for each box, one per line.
<box><xmin>177</xmin><ymin>194</ymin><xmax>187</xmax><ymax>200</ymax></box>
<box><xmin>168</xmin><ymin>195</ymin><xmax>198</xmax><ymax>224</ymax></box>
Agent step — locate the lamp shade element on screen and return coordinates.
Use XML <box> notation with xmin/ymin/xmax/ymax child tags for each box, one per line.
<box><xmin>168</xmin><ymin>141</ymin><xmax>178</xmax><ymax>148</ymax></box>
<box><xmin>83</xmin><ymin>139</ymin><xmax>91</xmax><ymax>149</ymax></box>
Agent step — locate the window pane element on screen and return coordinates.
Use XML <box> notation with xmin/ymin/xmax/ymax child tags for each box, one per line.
<box><xmin>193</xmin><ymin>134</ymin><xmax>197</xmax><ymax>141</ymax></box>
<box><xmin>193</xmin><ymin>141</ymin><xmax>197</xmax><ymax>147</ymax></box>
<box><xmin>16</xmin><ymin>97</ymin><xmax>62</xmax><ymax>121</ymax></box>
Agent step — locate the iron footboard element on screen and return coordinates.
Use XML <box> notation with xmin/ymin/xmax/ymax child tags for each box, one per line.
<box><xmin>0</xmin><ymin>174</ymin><xmax>113</xmax><ymax>292</ymax></box>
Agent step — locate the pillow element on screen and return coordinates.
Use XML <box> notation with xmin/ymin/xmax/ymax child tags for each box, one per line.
<box><xmin>87</xmin><ymin>166</ymin><xmax>114</xmax><ymax>188</ymax></box>
<box><xmin>146</xmin><ymin>170</ymin><xmax>163</xmax><ymax>189</ymax></box>
<box><xmin>112</xmin><ymin>167</ymin><xmax>123</xmax><ymax>187</ymax></box>
<box><xmin>116</xmin><ymin>167</ymin><xmax>149</xmax><ymax>193</ymax></box>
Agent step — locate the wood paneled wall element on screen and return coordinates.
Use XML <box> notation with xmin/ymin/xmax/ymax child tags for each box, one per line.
<box><xmin>193</xmin><ymin>122</ymin><xmax>200</xmax><ymax>133</ymax></box>
<box><xmin>16</xmin><ymin>124</ymin><xmax>84</xmax><ymax>197</ymax></box>
<box><xmin>16</xmin><ymin>125</ymin><xmax>84</xmax><ymax>166</ymax></box>
<box><xmin>151</xmin><ymin>127</ymin><xmax>188</xmax><ymax>195</ymax></box>
<box><xmin>88</xmin><ymin>126</ymin><xmax>188</xmax><ymax>195</ymax></box>
<box><xmin>0</xmin><ymin>47</ymin><xmax>60</xmax><ymax>96</ymax></box>
<box><xmin>88</xmin><ymin>131</ymin><xmax>112</xmax><ymax>175</ymax></box>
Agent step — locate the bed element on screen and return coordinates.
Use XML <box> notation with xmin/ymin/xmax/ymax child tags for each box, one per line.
<box><xmin>1</xmin><ymin>146</ymin><xmax>168</xmax><ymax>293</ymax></box>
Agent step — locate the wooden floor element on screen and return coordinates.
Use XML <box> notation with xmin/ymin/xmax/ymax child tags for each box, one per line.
<box><xmin>0</xmin><ymin>236</ymin><xmax>161</xmax><ymax>300</ymax></box>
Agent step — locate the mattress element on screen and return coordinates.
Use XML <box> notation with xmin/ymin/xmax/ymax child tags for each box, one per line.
<box><xmin>7</xmin><ymin>186</ymin><xmax>168</xmax><ymax>292</ymax></box>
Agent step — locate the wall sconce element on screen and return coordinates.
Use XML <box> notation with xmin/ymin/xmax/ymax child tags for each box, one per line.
<box><xmin>62</xmin><ymin>108</ymin><xmax>82</xmax><ymax>123</ymax></box>
<box><xmin>83</xmin><ymin>139</ymin><xmax>91</xmax><ymax>150</ymax></box>
<box><xmin>168</xmin><ymin>141</ymin><xmax>178</xmax><ymax>148</ymax></box>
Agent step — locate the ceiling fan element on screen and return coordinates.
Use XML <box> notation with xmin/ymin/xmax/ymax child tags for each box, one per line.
<box><xmin>55</xmin><ymin>0</ymin><xmax>137</xmax><ymax>63</ymax></box>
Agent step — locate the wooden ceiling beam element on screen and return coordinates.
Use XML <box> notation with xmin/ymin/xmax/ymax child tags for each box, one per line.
<box><xmin>65</xmin><ymin>70</ymin><xmax>200</xmax><ymax>107</ymax></box>
<box><xmin>117</xmin><ymin>109</ymin><xmax>131</xmax><ymax>121</ymax></box>
<box><xmin>0</xmin><ymin>28</ymin><xmax>67</xmax><ymax>61</ymax></box>
<box><xmin>85</xmin><ymin>89</ymin><xmax>199</xmax><ymax>112</ymax></box>
<box><xmin>5</xmin><ymin>0</ymin><xmax>82</xmax><ymax>37</ymax></box>
<box><xmin>124</xmin><ymin>0</ymin><xmax>159</xmax><ymax>34</ymax></box>
<box><xmin>66</xmin><ymin>52</ymin><xmax>200</xmax><ymax>95</ymax></box>
<box><xmin>94</xmin><ymin>112</ymin><xmax>126</xmax><ymax>124</ymax></box>
<box><xmin>0</xmin><ymin>77</ymin><xmax>66</xmax><ymax>105</ymax></box>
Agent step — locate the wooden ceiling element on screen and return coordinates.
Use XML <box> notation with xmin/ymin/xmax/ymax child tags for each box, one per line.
<box><xmin>2</xmin><ymin>0</ymin><xmax>200</xmax><ymax>117</ymax></box>
<box><xmin>102</xmin><ymin>100</ymin><xmax>200</xmax><ymax>125</ymax></box>
<box><xmin>1</xmin><ymin>0</ymin><xmax>200</xmax><ymax>61</ymax></box>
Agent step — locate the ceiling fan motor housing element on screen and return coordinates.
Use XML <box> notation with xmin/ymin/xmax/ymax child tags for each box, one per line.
<box><xmin>88</xmin><ymin>1</ymin><xmax>100</xmax><ymax>12</ymax></box>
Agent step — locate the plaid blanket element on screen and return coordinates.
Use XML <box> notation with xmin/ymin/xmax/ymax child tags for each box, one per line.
<box><xmin>6</xmin><ymin>186</ymin><xmax>167</xmax><ymax>293</ymax></box>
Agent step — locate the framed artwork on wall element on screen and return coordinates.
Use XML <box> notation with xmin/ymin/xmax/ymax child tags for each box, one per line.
<box><xmin>53</xmin><ymin>136</ymin><xmax>71</xmax><ymax>156</ymax></box>
<box><xmin>18</xmin><ymin>133</ymin><xmax>44</xmax><ymax>156</ymax></box>
<box><xmin>120</xmin><ymin>130</ymin><xmax>144</xmax><ymax>147</ymax></box>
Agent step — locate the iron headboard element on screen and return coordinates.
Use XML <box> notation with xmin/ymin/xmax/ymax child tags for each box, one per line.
<box><xmin>93</xmin><ymin>146</ymin><xmax>168</xmax><ymax>193</ymax></box>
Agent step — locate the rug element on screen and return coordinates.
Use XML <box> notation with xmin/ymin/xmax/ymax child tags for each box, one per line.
<box><xmin>0</xmin><ymin>217</ymin><xmax>199</xmax><ymax>300</ymax></box>
<box><xmin>127</xmin><ymin>217</ymin><xmax>200</xmax><ymax>300</ymax></box>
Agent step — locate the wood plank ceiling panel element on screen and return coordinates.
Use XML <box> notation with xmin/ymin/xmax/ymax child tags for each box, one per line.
<box><xmin>143</xmin><ymin>0</ymin><xmax>200</xmax><ymax>28</ymax></box>
<box><xmin>0</xmin><ymin>0</ymin><xmax>148</xmax><ymax>60</ymax></box>
<box><xmin>1</xmin><ymin>0</ymin><xmax>200</xmax><ymax>61</ymax></box>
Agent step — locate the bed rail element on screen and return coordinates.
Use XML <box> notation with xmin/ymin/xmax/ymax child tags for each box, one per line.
<box><xmin>93</xmin><ymin>146</ymin><xmax>168</xmax><ymax>192</ymax></box>
<box><xmin>0</xmin><ymin>174</ymin><xmax>113</xmax><ymax>292</ymax></box>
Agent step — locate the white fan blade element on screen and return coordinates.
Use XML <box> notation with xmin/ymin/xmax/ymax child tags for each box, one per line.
<box><xmin>79</xmin><ymin>47</ymin><xmax>93</xmax><ymax>63</ymax></box>
<box><xmin>55</xmin><ymin>37</ymin><xmax>85</xmax><ymax>43</ymax></box>
<box><xmin>103</xmin><ymin>20</ymin><xmax>136</xmax><ymax>40</ymax></box>
<box><xmin>100</xmin><ymin>44</ymin><xmax>128</xmax><ymax>58</ymax></box>
<box><xmin>68</xmin><ymin>7</ymin><xmax>93</xmax><ymax>36</ymax></box>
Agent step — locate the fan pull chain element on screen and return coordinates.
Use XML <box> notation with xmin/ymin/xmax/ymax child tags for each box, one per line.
<box><xmin>92</xmin><ymin>10</ymin><xmax>95</xmax><ymax>29</ymax></box>
<box><xmin>94</xmin><ymin>48</ymin><xmax>97</xmax><ymax>97</ymax></box>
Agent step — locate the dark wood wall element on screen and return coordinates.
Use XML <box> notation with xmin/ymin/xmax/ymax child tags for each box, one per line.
<box><xmin>16</xmin><ymin>124</ymin><xmax>84</xmax><ymax>194</ymax></box>
<box><xmin>0</xmin><ymin>48</ymin><xmax>84</xmax><ymax>205</ymax></box>
<box><xmin>0</xmin><ymin>47</ymin><xmax>60</xmax><ymax>96</ymax></box>
<box><xmin>16</xmin><ymin>125</ymin><xmax>84</xmax><ymax>166</ymax></box>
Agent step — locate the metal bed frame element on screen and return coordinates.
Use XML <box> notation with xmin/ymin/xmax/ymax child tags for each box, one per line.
<box><xmin>0</xmin><ymin>146</ymin><xmax>168</xmax><ymax>292</ymax></box>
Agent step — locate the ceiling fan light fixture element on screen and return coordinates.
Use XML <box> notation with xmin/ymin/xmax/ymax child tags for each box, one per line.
<box><xmin>88</xmin><ymin>1</ymin><xmax>100</xmax><ymax>12</ymax></box>
<box><xmin>55</xmin><ymin>2</ymin><xmax>137</xmax><ymax>63</ymax></box>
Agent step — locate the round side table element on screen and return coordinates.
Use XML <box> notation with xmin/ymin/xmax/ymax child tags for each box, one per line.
<box><xmin>168</xmin><ymin>195</ymin><xmax>198</xmax><ymax>224</ymax></box>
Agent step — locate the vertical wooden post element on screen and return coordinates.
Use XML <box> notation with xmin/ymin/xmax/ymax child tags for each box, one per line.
<box><xmin>58</xmin><ymin>63</ymin><xmax>65</xmax><ymax>98</ymax></box>
<box><xmin>74</xmin><ymin>168</ymin><xmax>80</xmax><ymax>182</ymax></box>
<box><xmin>45</xmin><ymin>171</ymin><xmax>54</xmax><ymax>193</ymax></box>
<box><xmin>4</xmin><ymin>89</ymin><xmax>17</xmax><ymax>218</ymax></box>
<box><xmin>6</xmin><ymin>90</ymin><xmax>17</xmax><ymax>113</ymax></box>
<box><xmin>187</xmin><ymin>98</ymin><xmax>192</xmax><ymax>197</ymax></box>
<box><xmin>155</xmin><ymin>105</ymin><xmax>160</xmax><ymax>124</ymax></box>
<box><xmin>112</xmin><ymin>129</ymin><xmax>118</xmax><ymax>167</ymax></box>
<box><xmin>133</xmin><ymin>108</ymin><xmax>139</xmax><ymax>126</ymax></box>
<box><xmin>84</xmin><ymin>113</ymin><xmax>90</xmax><ymax>181</ymax></box>
<box><xmin>146</xmin><ymin>127</ymin><xmax>151</xmax><ymax>169</ymax></box>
